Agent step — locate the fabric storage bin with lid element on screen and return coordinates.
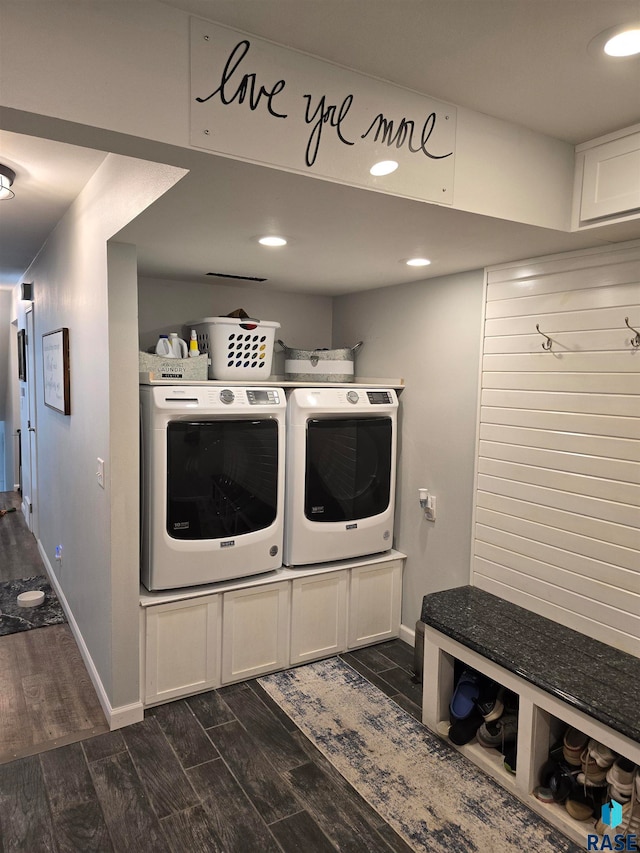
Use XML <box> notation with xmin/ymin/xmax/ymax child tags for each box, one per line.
<box><xmin>189</xmin><ymin>317</ymin><xmax>280</xmax><ymax>380</ymax></box>
<box><xmin>276</xmin><ymin>340</ymin><xmax>362</xmax><ymax>382</ymax></box>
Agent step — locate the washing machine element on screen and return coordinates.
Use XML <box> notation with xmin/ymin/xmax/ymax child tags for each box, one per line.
<box><xmin>284</xmin><ymin>386</ymin><xmax>398</xmax><ymax>566</ymax></box>
<box><xmin>140</xmin><ymin>384</ymin><xmax>286</xmax><ymax>591</ymax></box>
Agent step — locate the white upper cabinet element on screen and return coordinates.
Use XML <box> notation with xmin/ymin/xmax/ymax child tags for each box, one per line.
<box><xmin>576</xmin><ymin>125</ymin><xmax>640</xmax><ymax>224</ymax></box>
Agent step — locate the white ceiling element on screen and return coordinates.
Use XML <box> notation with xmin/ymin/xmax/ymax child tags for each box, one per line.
<box><xmin>0</xmin><ymin>132</ymin><xmax>106</xmax><ymax>288</ymax></box>
<box><xmin>2</xmin><ymin>0</ymin><xmax>640</xmax><ymax>294</ymax></box>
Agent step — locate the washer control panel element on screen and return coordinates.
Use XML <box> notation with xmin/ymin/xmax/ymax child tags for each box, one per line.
<box><xmin>366</xmin><ymin>391</ymin><xmax>393</xmax><ymax>404</ymax></box>
<box><xmin>149</xmin><ymin>385</ymin><xmax>286</xmax><ymax>411</ymax></box>
<box><xmin>246</xmin><ymin>389</ymin><xmax>281</xmax><ymax>405</ymax></box>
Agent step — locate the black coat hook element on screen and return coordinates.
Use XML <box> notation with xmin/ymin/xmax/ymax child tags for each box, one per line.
<box><xmin>535</xmin><ymin>324</ymin><xmax>552</xmax><ymax>350</ymax></box>
<box><xmin>625</xmin><ymin>317</ymin><xmax>640</xmax><ymax>348</ymax></box>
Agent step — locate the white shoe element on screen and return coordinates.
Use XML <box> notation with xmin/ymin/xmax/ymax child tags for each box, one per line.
<box><xmin>606</xmin><ymin>758</ymin><xmax>636</xmax><ymax>798</ymax></box>
<box><xmin>608</xmin><ymin>783</ymin><xmax>631</xmax><ymax>804</ymax></box>
<box><xmin>587</xmin><ymin>739</ymin><xmax>617</xmax><ymax>769</ymax></box>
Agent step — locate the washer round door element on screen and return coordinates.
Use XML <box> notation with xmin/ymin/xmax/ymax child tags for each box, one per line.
<box><xmin>166</xmin><ymin>418</ymin><xmax>279</xmax><ymax>540</ymax></box>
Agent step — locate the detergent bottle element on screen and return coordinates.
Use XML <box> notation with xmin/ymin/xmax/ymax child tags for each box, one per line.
<box><xmin>168</xmin><ymin>333</ymin><xmax>188</xmax><ymax>358</ymax></box>
<box><xmin>155</xmin><ymin>334</ymin><xmax>174</xmax><ymax>357</ymax></box>
<box><xmin>188</xmin><ymin>329</ymin><xmax>200</xmax><ymax>358</ymax></box>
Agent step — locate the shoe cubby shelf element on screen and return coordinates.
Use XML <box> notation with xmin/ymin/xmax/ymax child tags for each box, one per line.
<box><xmin>435</xmin><ymin>719</ymin><xmax>520</xmax><ymax>791</ymax></box>
<box><xmin>422</xmin><ymin>628</ymin><xmax>640</xmax><ymax>847</ymax></box>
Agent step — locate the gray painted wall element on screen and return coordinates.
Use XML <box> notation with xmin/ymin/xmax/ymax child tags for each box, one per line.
<box><xmin>138</xmin><ymin>276</ymin><xmax>334</xmax><ymax>374</ymax></box>
<box><xmin>0</xmin><ymin>290</ymin><xmax>13</xmax><ymax>490</ymax></box>
<box><xmin>0</xmin><ymin>291</ymin><xmax>10</xmax><ymax>423</ymax></box>
<box><xmin>14</xmin><ymin>154</ymin><xmax>185</xmax><ymax>714</ymax></box>
<box><xmin>333</xmin><ymin>269</ymin><xmax>484</xmax><ymax>629</ymax></box>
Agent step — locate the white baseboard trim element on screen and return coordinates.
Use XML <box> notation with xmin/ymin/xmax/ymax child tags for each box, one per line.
<box><xmin>37</xmin><ymin>542</ymin><xmax>144</xmax><ymax>731</ymax></box>
<box><xmin>399</xmin><ymin>621</ymin><xmax>416</xmax><ymax>647</ymax></box>
<box><xmin>108</xmin><ymin>701</ymin><xmax>146</xmax><ymax>730</ymax></box>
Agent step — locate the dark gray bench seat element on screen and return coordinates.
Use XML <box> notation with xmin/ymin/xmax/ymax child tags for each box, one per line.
<box><xmin>420</xmin><ymin>585</ymin><xmax>640</xmax><ymax>744</ymax></box>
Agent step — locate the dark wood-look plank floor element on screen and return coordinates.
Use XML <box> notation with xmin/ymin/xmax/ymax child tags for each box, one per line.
<box><xmin>0</xmin><ymin>490</ymin><xmax>109</xmax><ymax>764</ymax></box>
<box><xmin>0</xmin><ymin>492</ymin><xmax>421</xmax><ymax>850</ymax></box>
<box><xmin>0</xmin><ymin>640</ymin><xmax>419</xmax><ymax>852</ymax></box>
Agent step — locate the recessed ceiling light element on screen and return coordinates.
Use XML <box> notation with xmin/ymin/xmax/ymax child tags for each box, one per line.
<box><xmin>370</xmin><ymin>160</ymin><xmax>399</xmax><ymax>176</ymax></box>
<box><xmin>589</xmin><ymin>23</ymin><xmax>640</xmax><ymax>58</ymax></box>
<box><xmin>258</xmin><ymin>236</ymin><xmax>287</xmax><ymax>247</ymax></box>
<box><xmin>604</xmin><ymin>27</ymin><xmax>640</xmax><ymax>56</ymax></box>
<box><xmin>406</xmin><ymin>258</ymin><xmax>431</xmax><ymax>267</ymax></box>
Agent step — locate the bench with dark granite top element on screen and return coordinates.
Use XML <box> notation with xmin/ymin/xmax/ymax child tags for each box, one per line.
<box><xmin>421</xmin><ymin>585</ymin><xmax>640</xmax><ymax>744</ymax></box>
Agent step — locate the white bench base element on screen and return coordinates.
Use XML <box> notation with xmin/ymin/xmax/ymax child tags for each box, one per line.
<box><xmin>422</xmin><ymin>625</ymin><xmax>640</xmax><ymax>847</ymax></box>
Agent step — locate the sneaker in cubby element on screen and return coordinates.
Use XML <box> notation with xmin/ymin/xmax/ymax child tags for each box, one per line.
<box><xmin>577</xmin><ymin>746</ymin><xmax>609</xmax><ymax>787</ymax></box>
<box><xmin>562</xmin><ymin>727</ymin><xmax>588</xmax><ymax>767</ymax></box>
<box><xmin>477</xmin><ymin>712</ymin><xmax>518</xmax><ymax>750</ymax></box>
<box><xmin>606</xmin><ymin>757</ymin><xmax>637</xmax><ymax>802</ymax></box>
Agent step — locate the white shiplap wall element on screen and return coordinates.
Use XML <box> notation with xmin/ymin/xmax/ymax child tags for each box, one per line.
<box><xmin>472</xmin><ymin>241</ymin><xmax>640</xmax><ymax>657</ymax></box>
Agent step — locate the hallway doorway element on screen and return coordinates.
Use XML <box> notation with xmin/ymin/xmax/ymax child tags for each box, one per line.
<box><xmin>20</xmin><ymin>306</ymin><xmax>39</xmax><ymax>533</ymax></box>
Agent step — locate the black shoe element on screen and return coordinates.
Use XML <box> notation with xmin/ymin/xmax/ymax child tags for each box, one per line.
<box><xmin>448</xmin><ymin>708</ymin><xmax>484</xmax><ymax>746</ymax></box>
<box><xmin>544</xmin><ymin>762</ymin><xmax>579</xmax><ymax>803</ymax></box>
<box><xmin>475</xmin><ymin>679</ymin><xmax>504</xmax><ymax>722</ymax></box>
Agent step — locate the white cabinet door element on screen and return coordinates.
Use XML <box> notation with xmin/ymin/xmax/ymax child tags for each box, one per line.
<box><xmin>580</xmin><ymin>132</ymin><xmax>640</xmax><ymax>221</ymax></box>
<box><xmin>348</xmin><ymin>560</ymin><xmax>402</xmax><ymax>648</ymax></box>
<box><xmin>145</xmin><ymin>594</ymin><xmax>221</xmax><ymax>704</ymax></box>
<box><xmin>221</xmin><ymin>581</ymin><xmax>290</xmax><ymax>683</ymax></box>
<box><xmin>290</xmin><ymin>571</ymin><xmax>348</xmax><ymax>665</ymax></box>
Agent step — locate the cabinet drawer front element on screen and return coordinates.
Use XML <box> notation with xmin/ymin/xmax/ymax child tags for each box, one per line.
<box><xmin>145</xmin><ymin>594</ymin><xmax>220</xmax><ymax>703</ymax></box>
<box><xmin>221</xmin><ymin>582</ymin><xmax>290</xmax><ymax>683</ymax></box>
<box><xmin>348</xmin><ymin>561</ymin><xmax>402</xmax><ymax>648</ymax></box>
<box><xmin>291</xmin><ymin>571</ymin><xmax>348</xmax><ymax>664</ymax></box>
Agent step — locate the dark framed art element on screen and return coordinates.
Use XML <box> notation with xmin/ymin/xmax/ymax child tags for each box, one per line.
<box><xmin>42</xmin><ymin>327</ymin><xmax>71</xmax><ymax>415</ymax></box>
<box><xmin>17</xmin><ymin>329</ymin><xmax>26</xmax><ymax>381</ymax></box>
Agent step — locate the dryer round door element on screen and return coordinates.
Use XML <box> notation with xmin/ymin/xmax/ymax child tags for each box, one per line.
<box><xmin>304</xmin><ymin>416</ymin><xmax>392</xmax><ymax>522</ymax></box>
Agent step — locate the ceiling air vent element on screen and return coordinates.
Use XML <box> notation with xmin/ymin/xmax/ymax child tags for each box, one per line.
<box><xmin>206</xmin><ymin>272</ymin><xmax>267</xmax><ymax>282</ymax></box>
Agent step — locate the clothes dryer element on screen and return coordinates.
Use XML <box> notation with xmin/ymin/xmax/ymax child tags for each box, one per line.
<box><xmin>140</xmin><ymin>384</ymin><xmax>286</xmax><ymax>590</ymax></box>
<box><xmin>284</xmin><ymin>387</ymin><xmax>398</xmax><ymax>566</ymax></box>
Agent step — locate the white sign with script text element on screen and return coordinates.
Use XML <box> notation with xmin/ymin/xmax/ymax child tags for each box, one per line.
<box><xmin>190</xmin><ymin>18</ymin><xmax>457</xmax><ymax>205</ymax></box>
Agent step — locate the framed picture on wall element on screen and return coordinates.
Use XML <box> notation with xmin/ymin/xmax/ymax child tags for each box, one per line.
<box><xmin>17</xmin><ymin>329</ymin><xmax>26</xmax><ymax>381</ymax></box>
<box><xmin>42</xmin><ymin>327</ymin><xmax>71</xmax><ymax>415</ymax></box>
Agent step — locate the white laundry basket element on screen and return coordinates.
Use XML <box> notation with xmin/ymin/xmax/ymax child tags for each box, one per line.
<box><xmin>189</xmin><ymin>317</ymin><xmax>280</xmax><ymax>380</ymax></box>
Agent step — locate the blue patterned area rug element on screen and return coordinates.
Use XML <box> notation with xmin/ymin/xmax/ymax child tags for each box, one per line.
<box><xmin>259</xmin><ymin>658</ymin><xmax>580</xmax><ymax>853</ymax></box>
<box><xmin>0</xmin><ymin>575</ymin><xmax>67</xmax><ymax>637</ymax></box>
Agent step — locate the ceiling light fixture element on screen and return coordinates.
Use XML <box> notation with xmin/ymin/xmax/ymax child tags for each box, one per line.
<box><xmin>0</xmin><ymin>164</ymin><xmax>16</xmax><ymax>200</ymax></box>
<box><xmin>589</xmin><ymin>23</ymin><xmax>640</xmax><ymax>58</ymax></box>
<box><xmin>258</xmin><ymin>235</ymin><xmax>287</xmax><ymax>247</ymax></box>
<box><xmin>406</xmin><ymin>258</ymin><xmax>431</xmax><ymax>267</ymax></box>
<box><xmin>604</xmin><ymin>27</ymin><xmax>640</xmax><ymax>56</ymax></box>
<box><xmin>370</xmin><ymin>160</ymin><xmax>399</xmax><ymax>177</ymax></box>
